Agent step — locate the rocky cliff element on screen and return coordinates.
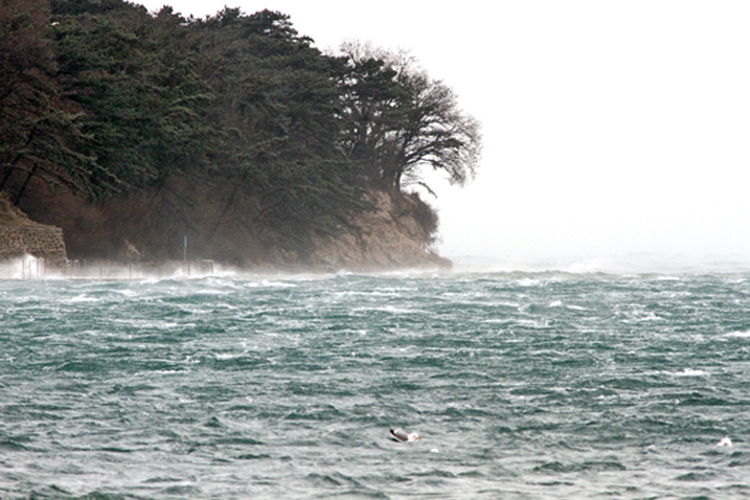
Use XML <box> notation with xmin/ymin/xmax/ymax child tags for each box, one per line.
<box><xmin>15</xmin><ymin>182</ymin><xmax>450</xmax><ymax>272</ymax></box>
<box><xmin>304</xmin><ymin>191</ymin><xmax>452</xmax><ymax>271</ymax></box>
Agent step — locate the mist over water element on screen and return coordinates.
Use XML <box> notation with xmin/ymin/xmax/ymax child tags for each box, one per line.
<box><xmin>449</xmin><ymin>253</ymin><xmax>750</xmax><ymax>276</ymax></box>
<box><xmin>1</xmin><ymin>266</ymin><xmax>749</xmax><ymax>499</ymax></box>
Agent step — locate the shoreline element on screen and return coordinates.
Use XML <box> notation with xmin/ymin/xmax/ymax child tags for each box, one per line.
<box><xmin>0</xmin><ymin>254</ymin><xmax>453</xmax><ymax>281</ymax></box>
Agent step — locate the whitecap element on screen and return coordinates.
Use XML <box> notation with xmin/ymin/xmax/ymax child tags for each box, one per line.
<box><xmin>725</xmin><ymin>330</ymin><xmax>750</xmax><ymax>338</ymax></box>
<box><xmin>260</xmin><ymin>279</ymin><xmax>298</xmax><ymax>288</ymax></box>
<box><xmin>513</xmin><ymin>278</ymin><xmax>541</xmax><ymax>287</ymax></box>
<box><xmin>67</xmin><ymin>294</ymin><xmax>101</xmax><ymax>303</ymax></box>
<box><xmin>566</xmin><ymin>304</ymin><xmax>587</xmax><ymax>311</ymax></box>
<box><xmin>673</xmin><ymin>368</ymin><xmax>708</xmax><ymax>377</ymax></box>
<box><xmin>110</xmin><ymin>318</ymin><xmax>183</xmax><ymax>330</ymax></box>
<box><xmin>515</xmin><ymin>318</ymin><xmax>549</xmax><ymax>329</ymax></box>
<box><xmin>214</xmin><ymin>351</ymin><xmax>248</xmax><ymax>360</ymax></box>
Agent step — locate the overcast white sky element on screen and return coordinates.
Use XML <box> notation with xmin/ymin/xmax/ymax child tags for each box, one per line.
<box><xmin>140</xmin><ymin>0</ymin><xmax>750</xmax><ymax>265</ymax></box>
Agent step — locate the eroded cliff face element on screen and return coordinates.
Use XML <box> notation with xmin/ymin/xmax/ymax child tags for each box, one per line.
<box><xmin>301</xmin><ymin>191</ymin><xmax>452</xmax><ymax>272</ymax></box>
<box><xmin>17</xmin><ymin>182</ymin><xmax>450</xmax><ymax>272</ymax></box>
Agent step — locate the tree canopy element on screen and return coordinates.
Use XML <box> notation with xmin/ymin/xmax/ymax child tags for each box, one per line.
<box><xmin>335</xmin><ymin>41</ymin><xmax>481</xmax><ymax>194</ymax></box>
<box><xmin>0</xmin><ymin>0</ymin><xmax>482</xmax><ymax>261</ymax></box>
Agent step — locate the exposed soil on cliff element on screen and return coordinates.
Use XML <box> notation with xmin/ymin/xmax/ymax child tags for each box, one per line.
<box><xmin>13</xmin><ymin>180</ymin><xmax>450</xmax><ymax>271</ymax></box>
<box><xmin>306</xmin><ymin>191</ymin><xmax>451</xmax><ymax>271</ymax></box>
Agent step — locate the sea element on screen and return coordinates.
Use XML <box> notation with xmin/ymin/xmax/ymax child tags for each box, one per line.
<box><xmin>1</xmin><ymin>256</ymin><xmax>749</xmax><ymax>499</ymax></box>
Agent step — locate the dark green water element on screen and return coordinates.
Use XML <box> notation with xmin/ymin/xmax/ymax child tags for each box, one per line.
<box><xmin>1</xmin><ymin>271</ymin><xmax>748</xmax><ymax>499</ymax></box>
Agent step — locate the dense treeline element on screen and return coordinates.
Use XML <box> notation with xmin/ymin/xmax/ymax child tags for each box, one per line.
<box><xmin>0</xmin><ymin>0</ymin><xmax>480</xmax><ymax>263</ymax></box>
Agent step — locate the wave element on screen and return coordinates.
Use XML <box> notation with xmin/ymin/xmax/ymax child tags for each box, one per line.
<box><xmin>725</xmin><ymin>330</ymin><xmax>750</xmax><ymax>338</ymax></box>
<box><xmin>2</xmin><ymin>265</ymin><xmax>749</xmax><ymax>500</ymax></box>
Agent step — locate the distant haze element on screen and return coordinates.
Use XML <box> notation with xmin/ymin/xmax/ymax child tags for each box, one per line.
<box><xmin>140</xmin><ymin>0</ymin><xmax>750</xmax><ymax>265</ymax></box>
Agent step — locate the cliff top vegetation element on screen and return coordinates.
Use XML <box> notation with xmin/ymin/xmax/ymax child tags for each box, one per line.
<box><xmin>0</xmin><ymin>0</ymin><xmax>481</xmax><ymax>265</ymax></box>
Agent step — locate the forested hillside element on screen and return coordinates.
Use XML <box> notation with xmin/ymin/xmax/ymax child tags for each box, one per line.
<box><xmin>0</xmin><ymin>0</ymin><xmax>481</xmax><ymax>266</ymax></box>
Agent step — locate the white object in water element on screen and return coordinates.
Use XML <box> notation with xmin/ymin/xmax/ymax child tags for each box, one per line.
<box><xmin>390</xmin><ymin>427</ymin><xmax>421</xmax><ymax>442</ymax></box>
<box><xmin>717</xmin><ymin>436</ymin><xmax>732</xmax><ymax>447</ymax></box>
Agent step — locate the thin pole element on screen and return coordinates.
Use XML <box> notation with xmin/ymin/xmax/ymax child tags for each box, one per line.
<box><xmin>184</xmin><ymin>236</ymin><xmax>190</xmax><ymax>276</ymax></box>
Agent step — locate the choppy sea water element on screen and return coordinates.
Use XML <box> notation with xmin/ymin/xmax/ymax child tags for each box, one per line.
<box><xmin>1</xmin><ymin>267</ymin><xmax>749</xmax><ymax>499</ymax></box>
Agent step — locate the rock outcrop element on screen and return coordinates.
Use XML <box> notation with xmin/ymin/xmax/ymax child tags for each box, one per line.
<box><xmin>306</xmin><ymin>191</ymin><xmax>452</xmax><ymax>271</ymax></box>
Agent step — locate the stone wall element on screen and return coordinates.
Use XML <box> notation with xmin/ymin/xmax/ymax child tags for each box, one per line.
<box><xmin>0</xmin><ymin>225</ymin><xmax>69</xmax><ymax>267</ymax></box>
<box><xmin>0</xmin><ymin>194</ymin><xmax>68</xmax><ymax>267</ymax></box>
